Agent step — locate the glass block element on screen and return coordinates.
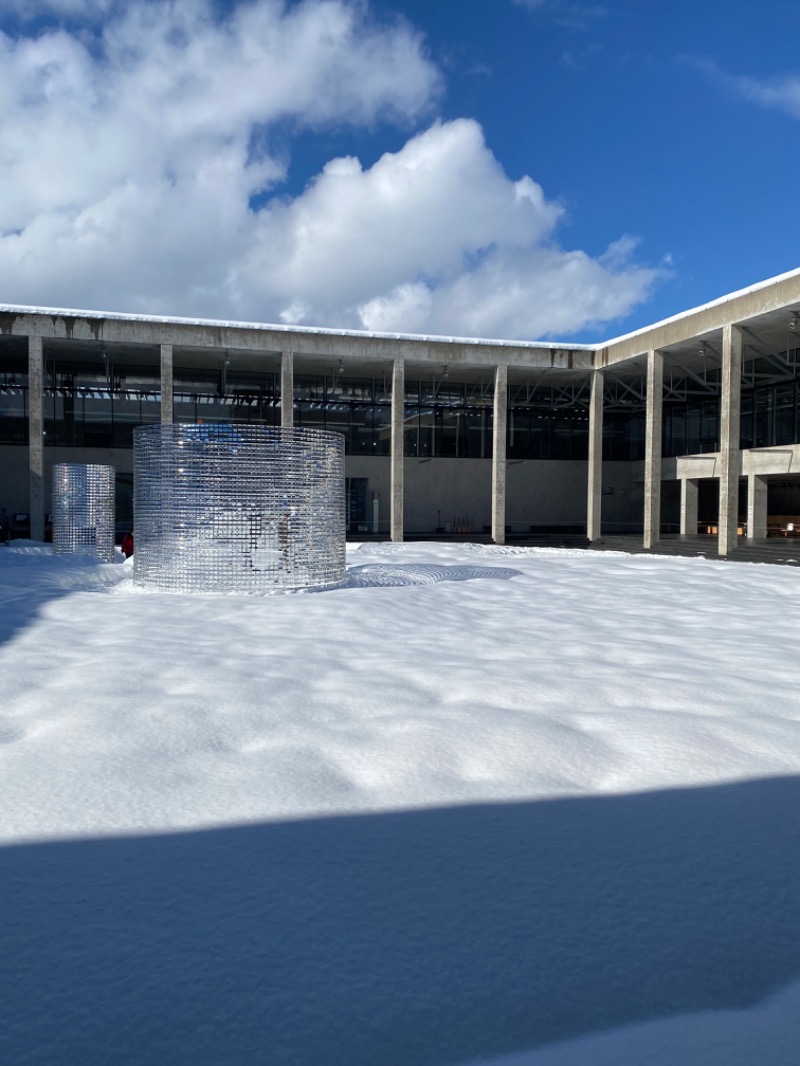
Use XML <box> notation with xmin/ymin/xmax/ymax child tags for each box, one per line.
<box><xmin>133</xmin><ymin>424</ymin><xmax>345</xmax><ymax>593</ymax></box>
<box><xmin>52</xmin><ymin>463</ymin><xmax>115</xmax><ymax>563</ymax></box>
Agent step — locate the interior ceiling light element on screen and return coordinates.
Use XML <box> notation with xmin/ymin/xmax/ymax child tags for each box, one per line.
<box><xmin>790</xmin><ymin>316</ymin><xmax>798</xmax><ymax>332</ymax></box>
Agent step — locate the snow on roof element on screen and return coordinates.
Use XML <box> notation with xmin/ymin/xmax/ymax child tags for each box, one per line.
<box><xmin>0</xmin><ymin>301</ymin><xmax>595</xmax><ymax>352</ymax></box>
<box><xmin>1</xmin><ymin>265</ymin><xmax>798</xmax><ymax>356</ymax></box>
<box><xmin>600</xmin><ymin>265</ymin><xmax>800</xmax><ymax>350</ymax></box>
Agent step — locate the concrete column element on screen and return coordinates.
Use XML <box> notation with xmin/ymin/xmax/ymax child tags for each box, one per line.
<box><xmin>160</xmin><ymin>343</ymin><xmax>173</xmax><ymax>425</ymax></box>
<box><xmin>280</xmin><ymin>351</ymin><xmax>294</xmax><ymax>429</ymax></box>
<box><xmin>680</xmin><ymin>479</ymin><xmax>699</xmax><ymax>535</ymax></box>
<box><xmin>643</xmin><ymin>350</ymin><xmax>663</xmax><ymax>548</ymax></box>
<box><xmin>718</xmin><ymin>323</ymin><xmax>743</xmax><ymax>556</ymax></box>
<box><xmin>491</xmin><ymin>363</ymin><xmax>508</xmax><ymax>545</ymax></box>
<box><xmin>390</xmin><ymin>357</ymin><xmax>404</xmax><ymax>542</ymax></box>
<box><xmin>28</xmin><ymin>335</ymin><xmax>44</xmax><ymax>542</ymax></box>
<box><xmin>587</xmin><ymin>368</ymin><xmax>604</xmax><ymax>541</ymax></box>
<box><xmin>747</xmin><ymin>473</ymin><xmax>768</xmax><ymax>540</ymax></box>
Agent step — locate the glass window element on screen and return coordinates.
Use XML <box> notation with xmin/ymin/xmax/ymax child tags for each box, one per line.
<box><xmin>372</xmin><ymin>405</ymin><xmax>391</xmax><ymax>455</ymax></box>
<box><xmin>112</xmin><ymin>395</ymin><xmax>141</xmax><ymax>448</ymax></box>
<box><xmin>685</xmin><ymin>405</ymin><xmax>701</xmax><ymax>455</ymax></box>
<box><xmin>465</xmin><ymin>408</ymin><xmax>490</xmax><ymax>458</ymax></box>
<box><xmin>404</xmin><ymin>409</ymin><xmax>419</xmax><ymax>457</ymax></box>
<box><xmin>551</xmin><ymin>413</ymin><xmax>572</xmax><ymax>459</ymax></box>
<box><xmin>324</xmin><ymin>402</ymin><xmax>349</xmax><ymax>445</ymax></box>
<box><xmin>418</xmin><ymin>407</ymin><xmax>434</xmax><ymax>456</ymax></box>
<box><xmin>297</xmin><ymin>401</ymin><xmax>326</xmax><ymax>432</ymax></box>
<box><xmin>529</xmin><ymin>410</ymin><xmax>550</xmax><ymax>459</ymax></box>
<box><xmin>83</xmin><ymin>390</ymin><xmax>113</xmax><ymax>447</ymax></box>
<box><xmin>0</xmin><ymin>384</ymin><xmax>27</xmax><ymax>443</ymax></box>
<box><xmin>700</xmin><ymin>400</ymin><xmax>718</xmax><ymax>452</ymax></box>
<box><xmin>739</xmin><ymin>392</ymin><xmax>753</xmax><ymax>450</ymax></box>
<box><xmin>348</xmin><ymin>404</ymin><xmax>373</xmax><ymax>454</ymax></box>
<box><xmin>775</xmin><ymin>383</ymin><xmax>796</xmax><ymax>445</ymax></box>
<box><xmin>570</xmin><ymin>413</ymin><xmax>589</xmax><ymax>459</ymax></box>
<box><xmin>753</xmin><ymin>388</ymin><xmax>773</xmax><ymax>448</ymax></box>
<box><xmin>508</xmin><ymin>408</ymin><xmax>530</xmax><ymax>460</ymax></box>
<box><xmin>438</xmin><ymin>407</ymin><xmax>464</xmax><ymax>458</ymax></box>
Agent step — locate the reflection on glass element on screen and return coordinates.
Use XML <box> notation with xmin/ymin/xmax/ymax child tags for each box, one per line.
<box><xmin>52</xmin><ymin>463</ymin><xmax>115</xmax><ymax>562</ymax></box>
<box><xmin>133</xmin><ymin>424</ymin><xmax>345</xmax><ymax>594</ymax></box>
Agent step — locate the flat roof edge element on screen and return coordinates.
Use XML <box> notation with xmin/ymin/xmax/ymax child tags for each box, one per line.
<box><xmin>2</xmin><ymin>265</ymin><xmax>799</xmax><ymax>356</ymax></box>
<box><xmin>0</xmin><ymin>302</ymin><xmax>595</xmax><ymax>352</ymax></box>
<box><xmin>600</xmin><ymin>265</ymin><xmax>800</xmax><ymax>351</ymax></box>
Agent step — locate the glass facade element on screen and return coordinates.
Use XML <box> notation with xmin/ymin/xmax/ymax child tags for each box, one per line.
<box><xmin>4</xmin><ymin>342</ymin><xmax>800</xmax><ymax>462</ymax></box>
<box><xmin>663</xmin><ymin>399</ymin><xmax>720</xmax><ymax>457</ymax></box>
<box><xmin>0</xmin><ymin>359</ymin><xmax>27</xmax><ymax>443</ymax></box>
<box><xmin>403</xmin><ymin>379</ymin><xmax>494</xmax><ymax>458</ymax></box>
<box><xmin>663</xmin><ymin>372</ymin><xmax>800</xmax><ymax>457</ymax></box>
<box><xmin>43</xmin><ymin>358</ymin><xmax>161</xmax><ymax>448</ymax></box>
<box><xmin>509</xmin><ymin>402</ymin><xmax>590</xmax><ymax>460</ymax></box>
<box><xmin>293</xmin><ymin>374</ymin><xmax>390</xmax><ymax>455</ymax></box>
<box><xmin>174</xmin><ymin>368</ymin><xmax>279</xmax><ymax>429</ymax></box>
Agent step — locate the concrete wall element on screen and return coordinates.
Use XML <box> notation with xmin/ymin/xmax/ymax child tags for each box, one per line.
<box><xmin>2</xmin><ymin>446</ymin><xmax>133</xmax><ymax>513</ymax></box>
<box><xmin>0</xmin><ymin>446</ymin><xmax>30</xmax><ymax>516</ymax></box>
<box><xmin>600</xmin><ymin>460</ymin><xmax>644</xmax><ymax>533</ymax></box>
<box><xmin>1</xmin><ymin>444</ymin><xmax>133</xmax><ymax>527</ymax></box>
<box><xmin>1</xmin><ymin>444</ymin><xmax>646</xmax><ymax>537</ymax></box>
<box><xmin>345</xmin><ymin>455</ymin><xmax>391</xmax><ymax>534</ymax></box>
<box><xmin>400</xmin><ymin>458</ymin><xmax>643</xmax><ymax>535</ymax></box>
<box><xmin>404</xmin><ymin>458</ymin><xmax>493</xmax><ymax>533</ymax></box>
<box><xmin>506</xmin><ymin>460</ymin><xmax>587</xmax><ymax>530</ymax></box>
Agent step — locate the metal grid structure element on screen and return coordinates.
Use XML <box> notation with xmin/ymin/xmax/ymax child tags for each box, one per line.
<box><xmin>133</xmin><ymin>424</ymin><xmax>346</xmax><ymax>593</ymax></box>
<box><xmin>52</xmin><ymin>463</ymin><xmax>116</xmax><ymax>563</ymax></box>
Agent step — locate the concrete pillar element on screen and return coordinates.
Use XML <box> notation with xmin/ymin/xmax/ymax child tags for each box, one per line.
<box><xmin>28</xmin><ymin>335</ymin><xmax>44</xmax><ymax>542</ymax></box>
<box><xmin>491</xmin><ymin>364</ymin><xmax>508</xmax><ymax>545</ymax></box>
<box><xmin>280</xmin><ymin>351</ymin><xmax>294</xmax><ymax>429</ymax></box>
<box><xmin>643</xmin><ymin>350</ymin><xmax>663</xmax><ymax>548</ymax></box>
<box><xmin>680</xmin><ymin>479</ymin><xmax>699</xmax><ymax>536</ymax></box>
<box><xmin>747</xmin><ymin>473</ymin><xmax>768</xmax><ymax>540</ymax></box>
<box><xmin>390</xmin><ymin>357</ymin><xmax>404</xmax><ymax>542</ymax></box>
<box><xmin>587</xmin><ymin>368</ymin><xmax>604</xmax><ymax>541</ymax></box>
<box><xmin>160</xmin><ymin>343</ymin><xmax>173</xmax><ymax>424</ymax></box>
<box><xmin>718</xmin><ymin>323</ymin><xmax>743</xmax><ymax>556</ymax></box>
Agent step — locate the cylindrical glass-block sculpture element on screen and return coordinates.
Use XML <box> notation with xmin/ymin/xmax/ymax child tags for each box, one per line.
<box><xmin>133</xmin><ymin>424</ymin><xmax>346</xmax><ymax>593</ymax></box>
<box><xmin>52</xmin><ymin>463</ymin><xmax>116</xmax><ymax>563</ymax></box>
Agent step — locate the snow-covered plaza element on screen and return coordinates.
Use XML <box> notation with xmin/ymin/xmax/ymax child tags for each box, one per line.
<box><xmin>2</xmin><ymin>541</ymin><xmax>800</xmax><ymax>1064</ymax></box>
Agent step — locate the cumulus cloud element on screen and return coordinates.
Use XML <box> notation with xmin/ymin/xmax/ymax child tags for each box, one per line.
<box><xmin>0</xmin><ymin>0</ymin><xmax>658</xmax><ymax>340</ymax></box>
<box><xmin>237</xmin><ymin>119</ymin><xmax>659</xmax><ymax>338</ymax></box>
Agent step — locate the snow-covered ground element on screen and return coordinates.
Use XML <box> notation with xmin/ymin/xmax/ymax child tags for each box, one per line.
<box><xmin>1</xmin><ymin>541</ymin><xmax>799</xmax><ymax>1064</ymax></box>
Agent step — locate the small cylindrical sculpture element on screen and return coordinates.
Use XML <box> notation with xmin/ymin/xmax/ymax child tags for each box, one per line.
<box><xmin>133</xmin><ymin>424</ymin><xmax>345</xmax><ymax>593</ymax></box>
<box><xmin>52</xmin><ymin>463</ymin><xmax>116</xmax><ymax>563</ymax></box>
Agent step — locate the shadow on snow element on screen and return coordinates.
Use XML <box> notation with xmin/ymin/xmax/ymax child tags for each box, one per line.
<box><xmin>344</xmin><ymin>563</ymin><xmax>523</xmax><ymax>588</ymax></box>
<box><xmin>2</xmin><ymin>776</ymin><xmax>800</xmax><ymax>1065</ymax></box>
<box><xmin>0</xmin><ymin>550</ymin><xmax>120</xmax><ymax>651</ymax></box>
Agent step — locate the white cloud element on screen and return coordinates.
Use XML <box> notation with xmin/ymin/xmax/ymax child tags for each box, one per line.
<box><xmin>692</xmin><ymin>58</ymin><xmax>800</xmax><ymax>121</ymax></box>
<box><xmin>0</xmin><ymin>1</ymin><xmax>658</xmax><ymax>340</ymax></box>
<box><xmin>727</xmin><ymin>73</ymin><xmax>800</xmax><ymax>121</ymax></box>
<box><xmin>235</xmin><ymin>119</ymin><xmax>659</xmax><ymax>338</ymax></box>
<box><xmin>512</xmin><ymin>0</ymin><xmax>607</xmax><ymax>31</ymax></box>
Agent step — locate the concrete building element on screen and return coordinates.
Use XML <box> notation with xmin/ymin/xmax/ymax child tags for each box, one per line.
<box><xmin>2</xmin><ymin>266</ymin><xmax>800</xmax><ymax>555</ymax></box>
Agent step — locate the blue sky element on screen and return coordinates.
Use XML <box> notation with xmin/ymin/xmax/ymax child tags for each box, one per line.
<box><xmin>0</xmin><ymin>0</ymin><xmax>797</xmax><ymax>341</ymax></box>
